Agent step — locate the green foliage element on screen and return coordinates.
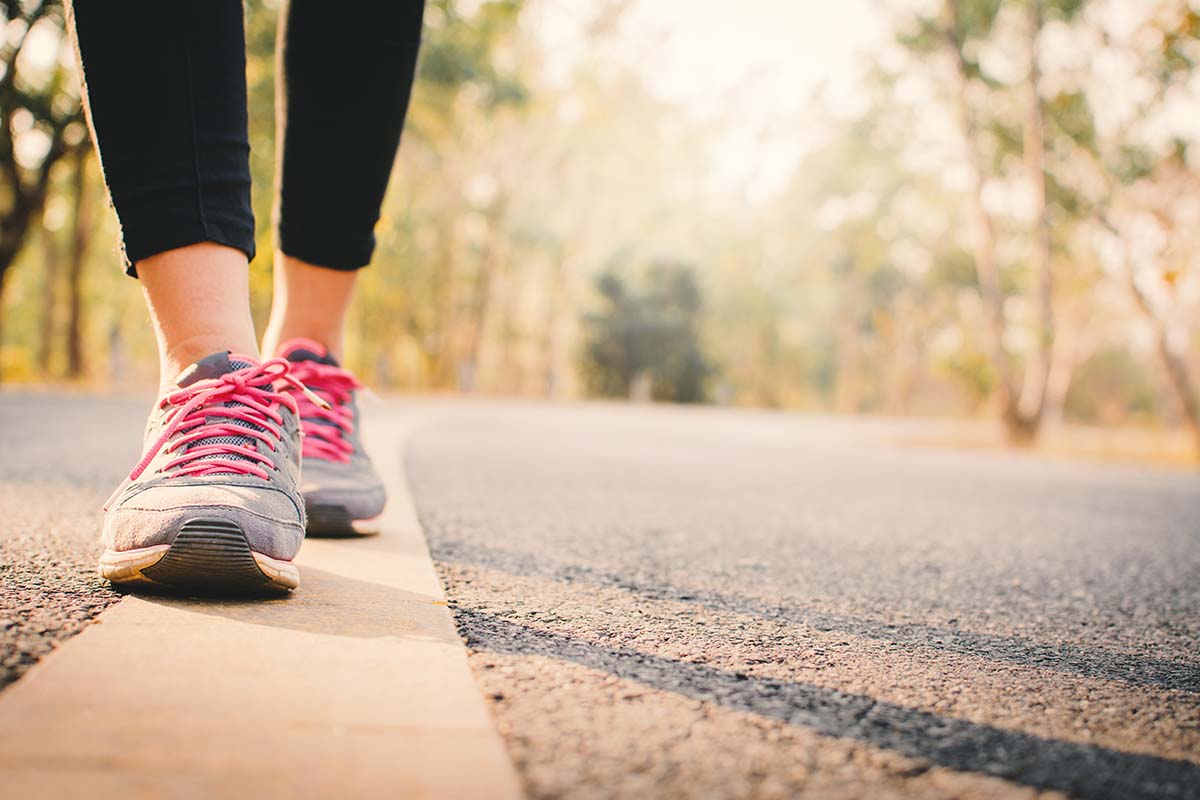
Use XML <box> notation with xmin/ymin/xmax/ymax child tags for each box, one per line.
<box><xmin>0</xmin><ymin>0</ymin><xmax>85</xmax><ymax>318</ymax></box>
<box><xmin>805</xmin><ymin>328</ymin><xmax>839</xmax><ymax>402</ymax></box>
<box><xmin>865</xmin><ymin>264</ymin><xmax>906</xmax><ymax>312</ymax></box>
<box><xmin>580</xmin><ymin>262</ymin><xmax>711</xmax><ymax>403</ymax></box>
<box><xmin>1048</xmin><ymin>91</ymin><xmax>1095</xmax><ymax>151</ymax></box>
<box><xmin>899</xmin><ymin>0</ymin><xmax>1003</xmax><ymax>85</ymax></box>
<box><xmin>954</xmin><ymin>0</ymin><xmax>1005</xmax><ymax>41</ymax></box>
<box><xmin>939</xmin><ymin>346</ymin><xmax>996</xmax><ymax>411</ymax></box>
<box><xmin>1159</xmin><ymin>8</ymin><xmax>1200</xmax><ymax>81</ymax></box>
<box><xmin>0</xmin><ymin>0</ymin><xmax>1196</xmax><ymax>443</ymax></box>
<box><xmin>415</xmin><ymin>0</ymin><xmax>528</xmax><ymax>121</ymax></box>
<box><xmin>928</xmin><ymin>251</ymin><xmax>979</xmax><ymax>290</ymax></box>
<box><xmin>1111</xmin><ymin>145</ymin><xmax>1158</xmax><ymax>185</ymax></box>
<box><xmin>1044</xmin><ymin>0</ymin><xmax>1086</xmax><ymax>18</ymax></box>
<box><xmin>1066</xmin><ymin>347</ymin><xmax>1160</xmax><ymax>424</ymax></box>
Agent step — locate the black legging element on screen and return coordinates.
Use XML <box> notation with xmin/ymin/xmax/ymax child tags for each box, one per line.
<box><xmin>69</xmin><ymin>0</ymin><xmax>424</xmax><ymax>276</ymax></box>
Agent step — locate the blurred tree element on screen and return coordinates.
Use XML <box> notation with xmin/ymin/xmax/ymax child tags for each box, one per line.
<box><xmin>931</xmin><ymin>0</ymin><xmax>1014</xmax><ymax>430</ymax></box>
<box><xmin>1013</xmin><ymin>0</ymin><xmax>1055</xmax><ymax>436</ymax></box>
<box><xmin>63</xmin><ymin>143</ymin><xmax>92</xmax><ymax>377</ymax></box>
<box><xmin>28</xmin><ymin>145</ymin><xmax>96</xmax><ymax>380</ymax></box>
<box><xmin>35</xmin><ymin>201</ymin><xmax>56</xmax><ymax>372</ymax></box>
<box><xmin>937</xmin><ymin>0</ymin><xmax>1046</xmax><ymax>442</ymax></box>
<box><xmin>581</xmin><ymin>262</ymin><xmax>710</xmax><ymax>403</ymax></box>
<box><xmin>1066</xmin><ymin>346</ymin><xmax>1159</xmax><ymax>425</ymax></box>
<box><xmin>0</xmin><ymin>0</ymin><xmax>84</xmax><ymax>352</ymax></box>
<box><xmin>352</xmin><ymin>0</ymin><xmax>530</xmax><ymax>389</ymax></box>
<box><xmin>889</xmin><ymin>0</ymin><xmax>1092</xmax><ymax>442</ymax></box>
<box><xmin>1046</xmin><ymin>0</ymin><xmax>1200</xmax><ymax>454</ymax></box>
<box><xmin>0</xmin><ymin>0</ymin><xmax>1195</xmax><ymax>458</ymax></box>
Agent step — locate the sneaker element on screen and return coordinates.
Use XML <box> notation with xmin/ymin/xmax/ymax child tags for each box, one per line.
<box><xmin>276</xmin><ymin>339</ymin><xmax>386</xmax><ymax>536</ymax></box>
<box><xmin>98</xmin><ymin>352</ymin><xmax>323</xmax><ymax>594</ymax></box>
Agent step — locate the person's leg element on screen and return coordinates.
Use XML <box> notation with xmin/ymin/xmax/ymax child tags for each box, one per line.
<box><xmin>69</xmin><ymin>0</ymin><xmax>259</xmax><ymax>386</ymax></box>
<box><xmin>70</xmin><ymin>1</ymin><xmax>306</xmax><ymax>593</ymax></box>
<box><xmin>265</xmin><ymin>0</ymin><xmax>425</xmax><ymax>537</ymax></box>
<box><xmin>261</xmin><ymin>0</ymin><xmax>425</xmax><ymax>361</ymax></box>
<box><xmin>261</xmin><ymin>255</ymin><xmax>356</xmax><ymax>363</ymax></box>
<box><xmin>139</xmin><ymin>245</ymin><xmax>259</xmax><ymax>391</ymax></box>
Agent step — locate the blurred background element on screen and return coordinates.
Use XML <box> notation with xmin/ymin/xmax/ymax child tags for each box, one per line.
<box><xmin>1</xmin><ymin>0</ymin><xmax>1198</xmax><ymax>464</ymax></box>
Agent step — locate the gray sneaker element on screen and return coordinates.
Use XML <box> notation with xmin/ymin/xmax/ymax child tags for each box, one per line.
<box><xmin>276</xmin><ymin>339</ymin><xmax>386</xmax><ymax>536</ymax></box>
<box><xmin>99</xmin><ymin>352</ymin><xmax>319</xmax><ymax>594</ymax></box>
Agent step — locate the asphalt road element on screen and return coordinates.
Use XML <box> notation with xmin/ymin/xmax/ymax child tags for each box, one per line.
<box><xmin>2</xmin><ymin>392</ymin><xmax>1198</xmax><ymax>798</ymax></box>
<box><xmin>406</xmin><ymin>403</ymin><xmax>1200</xmax><ymax>800</ymax></box>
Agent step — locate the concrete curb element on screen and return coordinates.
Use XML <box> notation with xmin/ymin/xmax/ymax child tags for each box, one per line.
<box><xmin>0</xmin><ymin>411</ymin><xmax>524</xmax><ymax>799</ymax></box>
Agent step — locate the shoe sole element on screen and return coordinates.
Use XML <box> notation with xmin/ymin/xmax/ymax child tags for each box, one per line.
<box><xmin>98</xmin><ymin>518</ymin><xmax>299</xmax><ymax>594</ymax></box>
<box><xmin>305</xmin><ymin>504</ymin><xmax>381</xmax><ymax>537</ymax></box>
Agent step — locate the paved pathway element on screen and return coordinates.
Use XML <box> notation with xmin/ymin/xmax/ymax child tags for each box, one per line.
<box><xmin>407</xmin><ymin>403</ymin><xmax>1200</xmax><ymax>799</ymax></box>
<box><xmin>0</xmin><ymin>393</ymin><xmax>520</xmax><ymax>799</ymax></box>
<box><xmin>1</xmin><ymin>392</ymin><xmax>1197</xmax><ymax>799</ymax></box>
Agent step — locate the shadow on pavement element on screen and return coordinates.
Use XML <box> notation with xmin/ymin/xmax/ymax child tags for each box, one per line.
<box><xmin>136</xmin><ymin>566</ymin><xmax>447</xmax><ymax>641</ymax></box>
<box><xmin>433</xmin><ymin>541</ymin><xmax>1200</xmax><ymax>694</ymax></box>
<box><xmin>459</xmin><ymin>608</ymin><xmax>1200</xmax><ymax>800</ymax></box>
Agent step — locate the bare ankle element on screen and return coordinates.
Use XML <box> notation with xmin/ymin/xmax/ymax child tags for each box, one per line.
<box><xmin>137</xmin><ymin>243</ymin><xmax>261</xmax><ymax>389</ymax></box>
<box><xmin>263</xmin><ymin>252</ymin><xmax>356</xmax><ymax>362</ymax></box>
<box><xmin>262</xmin><ymin>325</ymin><xmax>344</xmax><ymax>362</ymax></box>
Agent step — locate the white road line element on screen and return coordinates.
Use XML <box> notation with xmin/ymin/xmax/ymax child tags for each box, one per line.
<box><xmin>0</xmin><ymin>411</ymin><xmax>524</xmax><ymax>800</ymax></box>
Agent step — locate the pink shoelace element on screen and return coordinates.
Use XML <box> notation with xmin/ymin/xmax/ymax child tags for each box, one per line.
<box><xmin>127</xmin><ymin>358</ymin><xmax>327</xmax><ymax>483</ymax></box>
<box><xmin>283</xmin><ymin>360</ymin><xmax>362</xmax><ymax>463</ymax></box>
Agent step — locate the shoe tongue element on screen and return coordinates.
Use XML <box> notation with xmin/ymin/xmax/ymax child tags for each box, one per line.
<box><xmin>170</xmin><ymin>351</ymin><xmax>263</xmax><ymax>475</ymax></box>
<box><xmin>277</xmin><ymin>338</ymin><xmax>339</xmax><ymax>367</ymax></box>
<box><xmin>176</xmin><ymin>352</ymin><xmax>257</xmax><ymax>388</ymax></box>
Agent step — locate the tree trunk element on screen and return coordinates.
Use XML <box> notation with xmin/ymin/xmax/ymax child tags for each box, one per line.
<box><xmin>1126</xmin><ymin>262</ymin><xmax>1200</xmax><ymax>458</ymax></box>
<box><xmin>886</xmin><ymin>291</ymin><xmax>924</xmax><ymax>415</ymax></box>
<box><xmin>1040</xmin><ymin>321</ymin><xmax>1080</xmax><ymax>431</ymax></box>
<box><xmin>0</xmin><ymin>125</ymin><xmax>72</xmax><ymax>382</ymax></box>
<box><xmin>1015</xmin><ymin>0</ymin><xmax>1054</xmax><ymax>437</ymax></box>
<box><xmin>430</xmin><ymin>216</ymin><xmax>460</xmax><ymax>389</ymax></box>
<box><xmin>754</xmin><ymin>322</ymin><xmax>780</xmax><ymax>408</ymax></box>
<box><xmin>0</xmin><ymin>1</ymin><xmax>79</xmax><ymax>378</ymax></box>
<box><xmin>38</xmin><ymin>215</ymin><xmax>61</xmax><ymax>376</ymax></box>
<box><xmin>942</xmin><ymin>0</ymin><xmax>1052</xmax><ymax>445</ymax></box>
<box><xmin>1151</xmin><ymin>322</ymin><xmax>1200</xmax><ymax>457</ymax></box>
<box><xmin>66</xmin><ymin>147</ymin><xmax>93</xmax><ymax>379</ymax></box>
<box><xmin>0</xmin><ymin>241</ymin><xmax>20</xmax><ymax>382</ymax></box>
<box><xmin>464</xmin><ymin>195</ymin><xmax>509</xmax><ymax>391</ymax></box>
<box><xmin>835</xmin><ymin>263</ymin><xmax>863</xmax><ymax>414</ymax></box>
<box><xmin>0</xmin><ymin>268</ymin><xmax>6</xmax><ymax>381</ymax></box>
<box><xmin>540</xmin><ymin>245</ymin><xmax>568</xmax><ymax>397</ymax></box>
<box><xmin>942</xmin><ymin>0</ymin><xmax>1021</xmax><ymax>435</ymax></box>
<box><xmin>1095</xmin><ymin>212</ymin><xmax>1200</xmax><ymax>457</ymax></box>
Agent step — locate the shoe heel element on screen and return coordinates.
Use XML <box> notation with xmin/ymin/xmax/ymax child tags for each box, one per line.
<box><xmin>141</xmin><ymin>518</ymin><xmax>290</xmax><ymax>595</ymax></box>
<box><xmin>306</xmin><ymin>504</ymin><xmax>365</xmax><ymax>537</ymax></box>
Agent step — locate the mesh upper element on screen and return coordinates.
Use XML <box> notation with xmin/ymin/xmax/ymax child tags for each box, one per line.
<box><xmin>189</xmin><ymin>357</ymin><xmax>266</xmax><ymax>473</ymax></box>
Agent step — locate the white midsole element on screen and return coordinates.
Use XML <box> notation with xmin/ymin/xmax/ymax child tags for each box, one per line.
<box><xmin>97</xmin><ymin>544</ymin><xmax>300</xmax><ymax>590</ymax></box>
<box><xmin>97</xmin><ymin>544</ymin><xmax>170</xmax><ymax>580</ymax></box>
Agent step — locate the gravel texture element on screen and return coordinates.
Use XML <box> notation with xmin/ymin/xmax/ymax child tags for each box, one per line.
<box><xmin>406</xmin><ymin>403</ymin><xmax>1200</xmax><ymax>800</ymax></box>
<box><xmin>0</xmin><ymin>392</ymin><xmax>143</xmax><ymax>689</ymax></box>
